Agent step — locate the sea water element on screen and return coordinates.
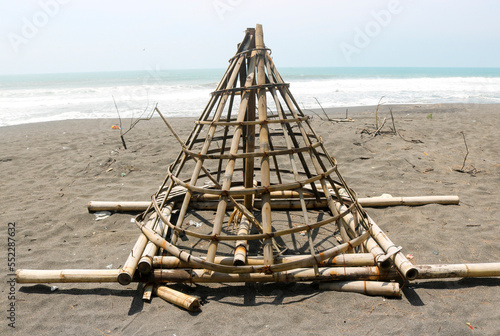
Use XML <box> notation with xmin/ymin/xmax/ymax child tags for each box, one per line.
<box><xmin>1</xmin><ymin>67</ymin><xmax>499</xmax><ymax>127</ymax></box>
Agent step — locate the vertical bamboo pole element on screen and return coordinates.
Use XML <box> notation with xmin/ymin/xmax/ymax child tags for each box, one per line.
<box><xmin>138</xmin><ymin>203</ymin><xmax>174</xmax><ymax>274</ymax></box>
<box><xmin>170</xmin><ymin>52</ymin><xmax>247</xmax><ymax>246</ymax></box>
<box><xmin>265</xmin><ymin>58</ymin><xmax>318</xmax><ymax>274</ymax></box>
<box><xmin>255</xmin><ymin>24</ymin><xmax>274</xmax><ymax>266</ymax></box>
<box><xmin>266</xmin><ymin>55</ymin><xmax>355</xmax><ymax>243</ymax></box>
<box><xmin>233</xmin><ymin>28</ymin><xmax>256</xmax><ymax>266</ymax></box>
<box><xmin>205</xmin><ymin>50</ymin><xmax>258</xmax><ymax>265</ymax></box>
<box><xmin>118</xmin><ymin>213</ymin><xmax>158</xmax><ymax>285</ymax></box>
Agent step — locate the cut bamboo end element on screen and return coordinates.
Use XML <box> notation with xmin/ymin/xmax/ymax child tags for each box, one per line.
<box><xmin>153</xmin><ymin>285</ymin><xmax>201</xmax><ymax>312</ymax></box>
<box><xmin>117</xmin><ymin>270</ymin><xmax>133</xmax><ymax>285</ymax></box>
<box><xmin>319</xmin><ymin>280</ymin><xmax>401</xmax><ymax>297</ymax></box>
<box><xmin>142</xmin><ymin>283</ymin><xmax>154</xmax><ymax>301</ymax></box>
<box><xmin>137</xmin><ymin>256</ymin><xmax>154</xmax><ymax>274</ymax></box>
<box><xmin>233</xmin><ymin>245</ymin><xmax>247</xmax><ymax>266</ymax></box>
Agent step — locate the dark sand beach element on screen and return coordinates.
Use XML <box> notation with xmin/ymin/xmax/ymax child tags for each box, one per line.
<box><xmin>1</xmin><ymin>103</ymin><xmax>499</xmax><ymax>335</ymax></box>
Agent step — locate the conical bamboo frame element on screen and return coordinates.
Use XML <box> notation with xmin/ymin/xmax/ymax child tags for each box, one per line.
<box><xmin>135</xmin><ymin>24</ymin><xmax>406</xmax><ymax>280</ymax></box>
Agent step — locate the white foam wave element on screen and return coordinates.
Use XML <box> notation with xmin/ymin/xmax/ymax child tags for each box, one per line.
<box><xmin>1</xmin><ymin>76</ymin><xmax>499</xmax><ymax>127</ymax></box>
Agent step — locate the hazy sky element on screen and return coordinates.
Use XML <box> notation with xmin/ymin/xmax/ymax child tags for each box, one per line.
<box><xmin>1</xmin><ymin>0</ymin><xmax>499</xmax><ymax>75</ymax></box>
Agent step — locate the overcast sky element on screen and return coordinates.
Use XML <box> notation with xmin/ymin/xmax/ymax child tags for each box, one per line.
<box><xmin>1</xmin><ymin>0</ymin><xmax>499</xmax><ymax>75</ymax></box>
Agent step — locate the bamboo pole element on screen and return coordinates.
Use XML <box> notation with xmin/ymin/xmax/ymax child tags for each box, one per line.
<box><xmin>319</xmin><ymin>281</ymin><xmax>401</xmax><ymax>297</ymax></box>
<box><xmin>152</xmin><ymin>253</ymin><xmax>377</xmax><ymax>268</ymax></box>
<box><xmin>16</xmin><ymin>269</ymin><xmax>121</xmax><ymax>283</ymax></box>
<box><xmin>153</xmin><ymin>285</ymin><xmax>201</xmax><ymax>312</ymax></box>
<box><xmin>150</xmin><ymin>266</ymin><xmax>400</xmax><ymax>283</ymax></box>
<box><xmin>367</xmin><ymin>216</ymin><xmax>418</xmax><ymax>280</ymax></box>
<box><xmin>255</xmin><ymin>23</ymin><xmax>274</xmax><ymax>266</ymax></box>
<box><xmin>415</xmin><ymin>263</ymin><xmax>500</xmax><ymax>278</ymax></box>
<box><xmin>205</xmin><ymin>49</ymin><xmax>258</xmax><ymax>266</ymax></box>
<box><xmin>138</xmin><ymin>203</ymin><xmax>174</xmax><ymax>274</ymax></box>
<box><xmin>170</xmin><ymin>50</ymin><xmax>246</xmax><ymax>247</ymax></box>
<box><xmin>87</xmin><ymin>195</ymin><xmax>459</xmax><ymax>212</ymax></box>
<box><xmin>16</xmin><ymin>262</ymin><xmax>500</xmax><ymax>284</ymax></box>
<box><xmin>142</xmin><ymin>283</ymin><xmax>154</xmax><ymax>301</ymax></box>
<box><xmin>117</xmin><ymin>212</ymin><xmax>159</xmax><ymax>285</ymax></box>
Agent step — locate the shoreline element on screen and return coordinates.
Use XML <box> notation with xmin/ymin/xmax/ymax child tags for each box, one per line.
<box><xmin>1</xmin><ymin>103</ymin><xmax>499</xmax><ymax>335</ymax></box>
<box><xmin>1</xmin><ymin>102</ymin><xmax>499</xmax><ymax>129</ymax></box>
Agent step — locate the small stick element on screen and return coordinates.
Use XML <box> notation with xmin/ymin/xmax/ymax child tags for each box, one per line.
<box><xmin>375</xmin><ymin>96</ymin><xmax>385</xmax><ymax>129</ymax></box>
<box><xmin>313</xmin><ymin>97</ymin><xmax>330</xmax><ymax>120</ymax></box>
<box><xmin>459</xmin><ymin>131</ymin><xmax>469</xmax><ymax>171</ymax></box>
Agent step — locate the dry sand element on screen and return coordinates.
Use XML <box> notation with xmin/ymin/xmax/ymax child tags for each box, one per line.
<box><xmin>1</xmin><ymin>103</ymin><xmax>499</xmax><ymax>335</ymax></box>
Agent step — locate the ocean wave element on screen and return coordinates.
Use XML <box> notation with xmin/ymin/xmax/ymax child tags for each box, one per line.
<box><xmin>1</xmin><ymin>75</ymin><xmax>499</xmax><ymax>127</ymax></box>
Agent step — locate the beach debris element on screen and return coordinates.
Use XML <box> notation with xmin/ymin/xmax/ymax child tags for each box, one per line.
<box><xmin>188</xmin><ymin>220</ymin><xmax>202</xmax><ymax>228</ymax></box>
<box><xmin>111</xmin><ymin>125</ymin><xmax>121</xmax><ymax>130</ymax></box>
<box><xmin>50</xmin><ymin>285</ymin><xmax>58</xmax><ymax>292</ymax></box>
<box><xmin>94</xmin><ymin>211</ymin><xmax>112</xmax><ymax>220</ymax></box>
<box><xmin>454</xmin><ymin>131</ymin><xmax>481</xmax><ymax>176</ymax></box>
<box><xmin>15</xmin><ymin>24</ymin><xmax>500</xmax><ymax>314</ymax></box>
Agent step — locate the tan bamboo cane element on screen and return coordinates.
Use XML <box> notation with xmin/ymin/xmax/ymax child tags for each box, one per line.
<box><xmin>255</xmin><ymin>23</ymin><xmax>274</xmax><ymax>267</ymax></box>
<box><xmin>237</xmin><ymin>40</ymin><xmax>256</xmax><ymax>264</ymax></box>
<box><xmin>335</xmin><ymin>202</ymin><xmax>390</xmax><ymax>269</ymax></box>
<box><xmin>267</xmin><ymin>71</ymin><xmax>319</xmax><ymax>274</ymax></box>
<box><xmin>367</xmin><ymin>215</ymin><xmax>418</xmax><ymax>280</ymax></box>
<box><xmin>234</xmin><ymin>215</ymin><xmax>251</xmax><ymax>266</ymax></box>
<box><xmin>264</xmin><ymin>57</ymin><xmax>354</xmax><ymax>244</ymax></box>
<box><xmin>143</xmin><ymin>42</ymin><xmax>244</xmax><ymax>222</ymax></box>
<box><xmin>153</xmin><ymin>285</ymin><xmax>201</xmax><ymax>312</ymax></box>
<box><xmin>204</xmin><ymin>49</ymin><xmax>259</xmax><ymax>266</ymax></box>
<box><xmin>169</xmin><ymin>52</ymin><xmax>247</xmax><ymax>247</ymax></box>
<box><xmin>87</xmin><ymin>195</ymin><xmax>459</xmax><ymax>212</ymax></box>
<box><xmin>319</xmin><ymin>281</ymin><xmax>401</xmax><ymax>297</ymax></box>
<box><xmin>137</xmin><ymin>218</ymin><xmax>369</xmax><ymax>274</ymax></box>
<box><xmin>16</xmin><ymin>269</ymin><xmax>121</xmax><ymax>283</ymax></box>
<box><xmin>415</xmin><ymin>263</ymin><xmax>500</xmax><ymax>278</ymax></box>
<box><xmin>138</xmin><ymin>203</ymin><xmax>174</xmax><ymax>274</ymax></box>
<box><xmin>117</xmin><ymin>212</ymin><xmax>159</xmax><ymax>285</ymax></box>
<box><xmin>153</xmin><ymin>253</ymin><xmax>377</xmax><ymax>268</ymax></box>
<box><xmin>150</xmin><ymin>266</ymin><xmax>400</xmax><ymax>283</ymax></box>
<box><xmin>142</xmin><ymin>283</ymin><xmax>154</xmax><ymax>301</ymax></box>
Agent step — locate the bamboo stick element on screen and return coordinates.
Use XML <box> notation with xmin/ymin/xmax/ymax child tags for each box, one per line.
<box><xmin>152</xmin><ymin>253</ymin><xmax>377</xmax><ymax>268</ymax></box>
<box><xmin>255</xmin><ymin>23</ymin><xmax>274</xmax><ymax>266</ymax></box>
<box><xmin>17</xmin><ymin>262</ymin><xmax>500</xmax><ymax>284</ymax></box>
<box><xmin>415</xmin><ymin>263</ymin><xmax>500</xmax><ymax>278</ymax></box>
<box><xmin>16</xmin><ymin>269</ymin><xmax>121</xmax><ymax>283</ymax></box>
<box><xmin>117</xmin><ymin>212</ymin><xmax>159</xmax><ymax>285</ymax></box>
<box><xmin>205</xmin><ymin>48</ymin><xmax>258</xmax><ymax>266</ymax></box>
<box><xmin>87</xmin><ymin>195</ymin><xmax>459</xmax><ymax>212</ymax></box>
<box><xmin>153</xmin><ymin>285</ymin><xmax>201</xmax><ymax>312</ymax></box>
<box><xmin>319</xmin><ymin>281</ymin><xmax>401</xmax><ymax>297</ymax></box>
<box><xmin>367</xmin><ymin>216</ymin><xmax>418</xmax><ymax>280</ymax></box>
<box><xmin>138</xmin><ymin>203</ymin><xmax>174</xmax><ymax>274</ymax></box>
<box><xmin>142</xmin><ymin>283</ymin><xmax>154</xmax><ymax>301</ymax></box>
<box><xmin>150</xmin><ymin>266</ymin><xmax>400</xmax><ymax>283</ymax></box>
<box><xmin>170</xmin><ymin>50</ymin><xmax>246</xmax><ymax>247</ymax></box>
